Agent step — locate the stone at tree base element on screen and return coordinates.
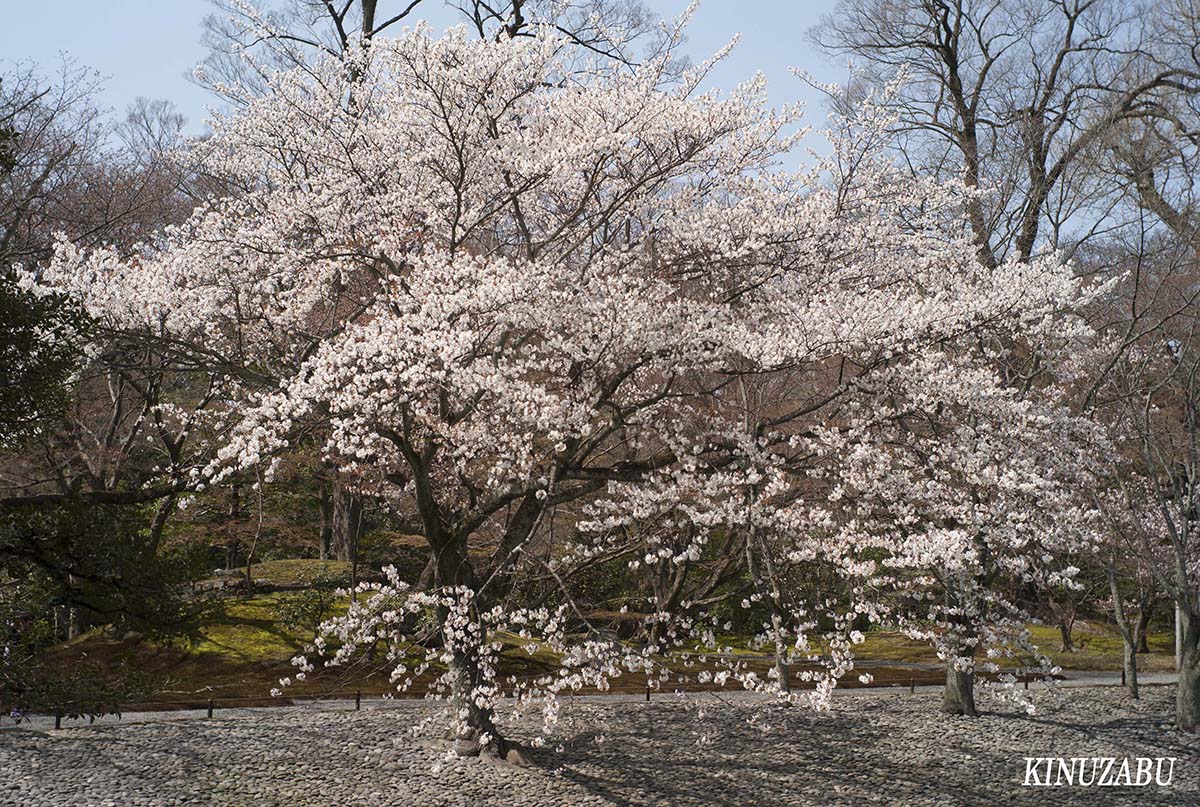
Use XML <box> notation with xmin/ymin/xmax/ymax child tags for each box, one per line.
<box><xmin>453</xmin><ymin>737</ymin><xmax>481</xmax><ymax>758</ymax></box>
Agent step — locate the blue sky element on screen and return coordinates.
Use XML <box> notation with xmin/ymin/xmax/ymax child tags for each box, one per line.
<box><xmin>0</xmin><ymin>1</ymin><xmax>844</xmax><ymax>134</ymax></box>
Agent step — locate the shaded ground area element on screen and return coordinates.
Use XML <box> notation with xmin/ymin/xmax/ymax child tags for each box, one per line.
<box><xmin>4</xmin><ymin>688</ymin><xmax>1197</xmax><ymax>806</ymax></box>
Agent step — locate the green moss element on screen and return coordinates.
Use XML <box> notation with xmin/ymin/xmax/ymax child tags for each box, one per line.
<box><xmin>241</xmin><ymin>559</ymin><xmax>357</xmax><ymax>587</ymax></box>
<box><xmin>173</xmin><ymin>591</ymin><xmax>1182</xmax><ymax>674</ymax></box>
<box><xmin>189</xmin><ymin>593</ymin><xmax>351</xmax><ymax>662</ymax></box>
<box><xmin>1026</xmin><ymin>623</ymin><xmax>1176</xmax><ymax>672</ymax></box>
<box><xmin>853</xmin><ymin>632</ymin><xmax>941</xmax><ymax>664</ymax></box>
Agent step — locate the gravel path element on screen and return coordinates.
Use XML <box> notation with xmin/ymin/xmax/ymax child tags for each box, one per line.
<box><xmin>3</xmin><ymin>687</ymin><xmax>1197</xmax><ymax>806</ymax></box>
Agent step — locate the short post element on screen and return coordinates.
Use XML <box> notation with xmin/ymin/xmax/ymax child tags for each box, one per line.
<box><xmin>1024</xmin><ymin>675</ymin><xmax>1029</xmax><ymax>691</ymax></box>
<box><xmin>54</xmin><ymin>712</ymin><xmax>62</xmax><ymax>730</ymax></box>
<box><xmin>355</xmin><ymin>690</ymin><xmax>361</xmax><ymax>711</ymax></box>
<box><xmin>909</xmin><ymin>678</ymin><xmax>914</xmax><ymax>694</ymax></box>
<box><xmin>207</xmin><ymin>698</ymin><xmax>214</xmax><ymax>719</ymax></box>
<box><xmin>645</xmin><ymin>682</ymin><xmax>651</xmax><ymax>702</ymax></box>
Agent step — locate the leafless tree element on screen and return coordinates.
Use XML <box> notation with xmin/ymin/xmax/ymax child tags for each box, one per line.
<box><xmin>1105</xmin><ymin>0</ymin><xmax>1200</xmax><ymax>244</ymax></box>
<box><xmin>811</xmin><ymin>0</ymin><xmax>1200</xmax><ymax>267</ymax></box>
<box><xmin>0</xmin><ymin>62</ymin><xmax>219</xmax><ymax>641</ymax></box>
<box><xmin>198</xmin><ymin>0</ymin><xmax>665</xmax><ymax>98</ymax></box>
<box><xmin>1084</xmin><ymin>223</ymin><xmax>1200</xmax><ymax>727</ymax></box>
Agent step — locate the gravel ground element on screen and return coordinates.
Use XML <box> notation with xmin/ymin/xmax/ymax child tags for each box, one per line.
<box><xmin>3</xmin><ymin>687</ymin><xmax>1197</xmax><ymax>807</ymax></box>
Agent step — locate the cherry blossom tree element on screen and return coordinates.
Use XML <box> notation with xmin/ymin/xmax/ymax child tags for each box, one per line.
<box><xmin>798</xmin><ymin>353</ymin><xmax>1106</xmax><ymax>715</ymax></box>
<box><xmin>29</xmin><ymin>18</ymin><xmax>1101</xmax><ymax>756</ymax></box>
<box><xmin>195</xmin><ymin>0</ymin><xmax>673</xmax><ymax>565</ymax></box>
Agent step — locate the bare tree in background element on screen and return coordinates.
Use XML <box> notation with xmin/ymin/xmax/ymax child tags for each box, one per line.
<box><xmin>198</xmin><ymin>0</ymin><xmax>666</xmax><ymax>97</ymax></box>
<box><xmin>1</xmin><ymin>61</ymin><xmax>192</xmax><ymax>445</ymax></box>
<box><xmin>811</xmin><ymin>0</ymin><xmax>1200</xmax><ymax>267</ymax></box>
<box><xmin>1106</xmin><ymin>0</ymin><xmax>1200</xmax><ymax>244</ymax></box>
<box><xmin>1101</xmin><ymin>248</ymin><xmax>1200</xmax><ymax>729</ymax></box>
<box><xmin>0</xmin><ymin>62</ymin><xmax>213</xmax><ymax>639</ymax></box>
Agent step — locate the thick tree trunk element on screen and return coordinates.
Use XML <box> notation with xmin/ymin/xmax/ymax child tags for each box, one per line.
<box><xmin>405</xmin><ymin>450</ymin><xmax>532</xmax><ymax>764</ymax></box>
<box><xmin>1122</xmin><ymin>637</ymin><xmax>1140</xmax><ymax>700</ymax></box>
<box><xmin>447</xmin><ymin>651</ymin><xmax>531</xmax><ymax>764</ymax></box>
<box><xmin>942</xmin><ymin>657</ymin><xmax>978</xmax><ymax>717</ymax></box>
<box><xmin>427</xmin><ymin>519</ymin><xmax>526</xmax><ymax>761</ymax></box>
<box><xmin>448</xmin><ymin>643</ymin><xmax>504</xmax><ymax>757</ymax></box>
<box><xmin>1059</xmin><ymin>618</ymin><xmax>1074</xmax><ymax>653</ymax></box>
<box><xmin>1135</xmin><ymin>604</ymin><xmax>1153</xmax><ymax>654</ymax></box>
<box><xmin>332</xmin><ymin>485</ymin><xmax>363</xmax><ymax>562</ymax></box>
<box><xmin>1180</xmin><ymin>653</ymin><xmax>1200</xmax><ymax>733</ymax></box>
<box><xmin>433</xmin><ymin>570</ymin><xmax>530</xmax><ymax>764</ymax></box>
<box><xmin>1178</xmin><ymin>608</ymin><xmax>1200</xmax><ymax>733</ymax></box>
<box><xmin>773</xmin><ymin>651</ymin><xmax>791</xmax><ymax>694</ymax></box>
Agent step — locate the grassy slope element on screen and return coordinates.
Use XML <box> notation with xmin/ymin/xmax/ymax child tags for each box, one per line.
<box><xmin>234</xmin><ymin>558</ymin><xmax>375</xmax><ymax>587</ymax></box>
<box><xmin>709</xmin><ymin>622</ymin><xmax>1176</xmax><ymax>672</ymax></box>
<box><xmin>191</xmin><ymin>592</ymin><xmax>316</xmax><ymax>661</ymax></box>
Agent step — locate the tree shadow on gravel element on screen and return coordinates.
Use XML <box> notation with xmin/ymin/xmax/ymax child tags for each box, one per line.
<box><xmin>542</xmin><ymin>699</ymin><xmax>1198</xmax><ymax>807</ymax></box>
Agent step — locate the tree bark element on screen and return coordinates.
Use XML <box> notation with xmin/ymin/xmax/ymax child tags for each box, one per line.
<box><xmin>448</xmin><ymin>640</ymin><xmax>501</xmax><ymax>755</ymax></box>
<box><xmin>942</xmin><ymin>657</ymin><xmax>978</xmax><ymax>717</ymax></box>
<box><xmin>420</xmin><ymin>478</ymin><xmax>514</xmax><ymax>759</ymax></box>
<box><xmin>1135</xmin><ymin>603</ymin><xmax>1153</xmax><ymax>654</ymax></box>
<box><xmin>1109</xmin><ymin>572</ymin><xmax>1139</xmax><ymax>698</ymax></box>
<box><xmin>772</xmin><ymin>640</ymin><xmax>791</xmax><ymax>695</ymax></box>
<box><xmin>1058</xmin><ymin>617</ymin><xmax>1074</xmax><ymax>653</ymax></box>
<box><xmin>331</xmin><ymin>485</ymin><xmax>364</xmax><ymax>562</ymax></box>
<box><xmin>1178</xmin><ymin>607</ymin><xmax>1200</xmax><ymax>733</ymax></box>
<box><xmin>1122</xmin><ymin>637</ymin><xmax>1140</xmax><ymax>700</ymax></box>
<box><xmin>1180</xmin><ymin>651</ymin><xmax>1200</xmax><ymax>733</ymax></box>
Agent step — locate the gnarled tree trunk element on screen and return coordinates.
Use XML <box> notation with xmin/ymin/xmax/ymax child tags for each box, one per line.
<box><xmin>416</xmin><ymin>470</ymin><xmax>531</xmax><ymax>764</ymax></box>
<box><xmin>1059</xmin><ymin>618</ymin><xmax>1075</xmax><ymax>653</ymax></box>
